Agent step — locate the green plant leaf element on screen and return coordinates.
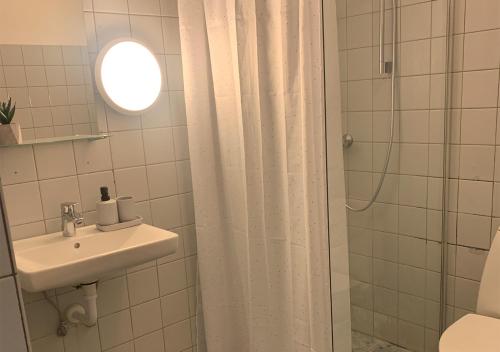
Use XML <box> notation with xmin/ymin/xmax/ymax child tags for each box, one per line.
<box><xmin>0</xmin><ymin>97</ymin><xmax>16</xmax><ymax>124</ymax></box>
<box><xmin>9</xmin><ymin>105</ymin><xmax>16</xmax><ymax>123</ymax></box>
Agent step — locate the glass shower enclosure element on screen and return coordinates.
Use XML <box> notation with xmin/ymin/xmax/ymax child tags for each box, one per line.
<box><xmin>323</xmin><ymin>0</ymin><xmax>469</xmax><ymax>351</ymax></box>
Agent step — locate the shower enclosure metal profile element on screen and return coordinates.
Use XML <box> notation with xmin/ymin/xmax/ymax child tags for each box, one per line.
<box><xmin>344</xmin><ymin>0</ymin><xmax>397</xmax><ymax>212</ymax></box>
<box><xmin>329</xmin><ymin>0</ymin><xmax>456</xmax><ymax>349</ymax></box>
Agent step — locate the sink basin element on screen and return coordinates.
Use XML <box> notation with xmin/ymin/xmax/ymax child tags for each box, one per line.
<box><xmin>13</xmin><ymin>224</ymin><xmax>178</xmax><ymax>292</ymax></box>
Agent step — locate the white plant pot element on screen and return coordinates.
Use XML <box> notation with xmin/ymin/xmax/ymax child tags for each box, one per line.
<box><xmin>0</xmin><ymin>123</ymin><xmax>22</xmax><ymax>145</ymax></box>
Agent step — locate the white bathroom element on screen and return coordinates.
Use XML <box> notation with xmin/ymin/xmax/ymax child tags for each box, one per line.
<box><xmin>0</xmin><ymin>1</ymin><xmax>499</xmax><ymax>352</ymax></box>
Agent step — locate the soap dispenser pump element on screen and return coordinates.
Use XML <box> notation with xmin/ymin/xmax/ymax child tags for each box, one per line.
<box><xmin>96</xmin><ymin>186</ymin><xmax>118</xmax><ymax>226</ymax></box>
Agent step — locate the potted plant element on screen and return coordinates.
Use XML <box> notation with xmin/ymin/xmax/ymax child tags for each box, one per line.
<box><xmin>0</xmin><ymin>97</ymin><xmax>21</xmax><ymax>145</ymax></box>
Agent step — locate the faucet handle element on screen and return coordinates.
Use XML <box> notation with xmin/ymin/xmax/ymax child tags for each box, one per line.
<box><xmin>61</xmin><ymin>202</ymin><xmax>80</xmax><ymax>215</ymax></box>
<box><xmin>61</xmin><ymin>202</ymin><xmax>84</xmax><ymax>236</ymax></box>
<box><xmin>61</xmin><ymin>202</ymin><xmax>84</xmax><ymax>224</ymax></box>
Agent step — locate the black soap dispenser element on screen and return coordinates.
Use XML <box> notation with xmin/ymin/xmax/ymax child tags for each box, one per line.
<box><xmin>96</xmin><ymin>186</ymin><xmax>118</xmax><ymax>226</ymax></box>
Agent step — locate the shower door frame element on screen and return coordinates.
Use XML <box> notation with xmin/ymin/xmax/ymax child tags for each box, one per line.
<box><xmin>321</xmin><ymin>0</ymin><xmax>455</xmax><ymax>350</ymax></box>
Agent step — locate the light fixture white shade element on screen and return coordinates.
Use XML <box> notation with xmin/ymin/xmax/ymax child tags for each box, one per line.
<box><xmin>95</xmin><ymin>39</ymin><xmax>162</xmax><ymax>115</ymax></box>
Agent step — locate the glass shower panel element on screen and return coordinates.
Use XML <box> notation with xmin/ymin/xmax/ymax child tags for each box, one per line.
<box><xmin>333</xmin><ymin>1</ymin><xmax>450</xmax><ymax>351</ymax></box>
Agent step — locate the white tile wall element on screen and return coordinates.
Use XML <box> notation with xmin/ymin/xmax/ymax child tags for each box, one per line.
<box><xmin>0</xmin><ymin>44</ymin><xmax>97</xmax><ymax>139</ymax></box>
<box><xmin>0</xmin><ymin>1</ymin><xmax>197</xmax><ymax>352</ymax></box>
<box><xmin>0</xmin><ymin>276</ymin><xmax>29</xmax><ymax>352</ymax></box>
<box><xmin>0</xmin><ymin>190</ymin><xmax>29</xmax><ymax>351</ymax></box>
<box><xmin>339</xmin><ymin>0</ymin><xmax>500</xmax><ymax>351</ymax></box>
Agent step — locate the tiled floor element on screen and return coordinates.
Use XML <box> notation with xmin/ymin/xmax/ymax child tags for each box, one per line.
<box><xmin>352</xmin><ymin>331</ymin><xmax>410</xmax><ymax>352</ymax></box>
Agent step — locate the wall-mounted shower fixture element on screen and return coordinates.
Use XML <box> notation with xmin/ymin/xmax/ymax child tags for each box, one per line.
<box><xmin>379</xmin><ymin>0</ymin><xmax>393</xmax><ymax>75</ymax></box>
<box><xmin>345</xmin><ymin>0</ymin><xmax>397</xmax><ymax>212</ymax></box>
<box><xmin>342</xmin><ymin>133</ymin><xmax>353</xmax><ymax>148</ymax></box>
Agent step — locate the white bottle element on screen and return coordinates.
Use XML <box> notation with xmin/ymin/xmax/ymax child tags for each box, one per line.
<box><xmin>96</xmin><ymin>186</ymin><xmax>118</xmax><ymax>226</ymax></box>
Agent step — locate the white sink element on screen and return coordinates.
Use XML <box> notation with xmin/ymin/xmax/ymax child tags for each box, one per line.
<box><xmin>13</xmin><ymin>224</ymin><xmax>178</xmax><ymax>292</ymax></box>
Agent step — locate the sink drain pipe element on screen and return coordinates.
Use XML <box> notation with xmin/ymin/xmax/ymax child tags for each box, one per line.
<box><xmin>65</xmin><ymin>282</ymin><xmax>98</xmax><ymax>327</ymax></box>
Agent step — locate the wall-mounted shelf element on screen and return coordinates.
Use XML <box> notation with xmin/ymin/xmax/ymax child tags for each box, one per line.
<box><xmin>0</xmin><ymin>133</ymin><xmax>109</xmax><ymax>148</ymax></box>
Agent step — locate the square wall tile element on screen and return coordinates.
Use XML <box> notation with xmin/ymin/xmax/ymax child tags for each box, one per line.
<box><xmin>130</xmin><ymin>15</ymin><xmax>164</xmax><ymax>54</ymax></box>
<box><xmin>462</xmin><ymin>70</ymin><xmax>499</xmax><ymax>108</ymax></box>
<box><xmin>147</xmin><ymin>163</ymin><xmax>178</xmax><ymax>199</ymax></box>
<box><xmin>34</xmin><ymin>142</ymin><xmax>76</xmax><ymax>179</ymax></box>
<box><xmin>0</xmin><ymin>146</ymin><xmax>37</xmax><ymax>185</ymax></box>
<box><xmin>0</xmin><ymin>219</ymin><xmax>13</xmax><ymax>276</ymax></box>
<box><xmin>457</xmin><ymin>213</ymin><xmax>491</xmax><ymax>249</ymax></box>
<box><xmin>110</xmin><ymin>130</ymin><xmax>145</xmax><ymax>169</ymax></box>
<box><xmin>160</xmin><ymin>0</ymin><xmax>178</xmax><ymax>16</ymax></box>
<box><xmin>399</xmin><ymin>110</ymin><xmax>429</xmax><ymax>143</ymax></box>
<box><xmin>350</xmin><ymin>254</ymin><xmax>373</xmax><ymax>284</ymax></box>
<box><xmin>179</xmin><ymin>193</ymin><xmax>195</xmax><ymax>225</ymax></box>
<box><xmin>399</xmin><ymin>75</ymin><xmax>430</xmax><ymax>110</ymax></box>
<box><xmin>457</xmin><ymin>180</ymin><xmax>493</xmax><ymax>216</ymax></box>
<box><xmin>45</xmin><ymin>66</ymin><xmax>66</xmax><ymax>86</ymax></box>
<box><xmin>150</xmin><ymin>196</ymin><xmax>181</xmax><ymax>230</ymax></box>
<box><xmin>143</xmin><ymin>128</ymin><xmax>175</xmax><ymax>164</ymax></box>
<box><xmin>127</xmin><ymin>267</ymin><xmax>160</xmax><ymax>306</ymax></box>
<box><xmin>25</xmin><ymin>299</ymin><xmax>59</xmax><ymax>340</ymax></box>
<box><xmin>105</xmin><ymin>342</ymin><xmax>134</xmax><ymax>352</ymax></box>
<box><xmin>25</xmin><ymin>66</ymin><xmax>47</xmax><ymax>86</ymax></box>
<box><xmin>97</xmin><ymin>276</ymin><xmax>130</xmax><ymax>317</ymax></box>
<box><xmin>134</xmin><ymin>330</ymin><xmax>165</xmax><ymax>352</ymax></box>
<box><xmin>158</xmin><ymin>260</ymin><xmax>187</xmax><ymax>295</ymax></box>
<box><xmin>78</xmin><ymin>171</ymin><xmax>116</xmax><ymax>212</ymax></box>
<box><xmin>454</xmin><ymin>277</ymin><xmax>479</xmax><ymax>311</ymax></box>
<box><xmin>465</xmin><ymin>0</ymin><xmax>500</xmax><ymax>32</ymax></box>
<box><xmin>401</xmin><ymin>2</ymin><xmax>431</xmax><ymax>41</ymax></box>
<box><xmin>346</xmin><ymin>13</ymin><xmax>372</xmax><ymax>49</ymax></box>
<box><xmin>398</xmin><ymin>265</ymin><xmax>426</xmax><ymax>298</ymax></box>
<box><xmin>459</xmin><ymin>145</ymin><xmax>495</xmax><ymax>181</ymax></box>
<box><xmin>169</xmin><ymin>91</ymin><xmax>187</xmax><ymax>126</ymax></box>
<box><xmin>22</xmin><ymin>46</ymin><xmax>43</xmax><ymax>65</ymax></box>
<box><xmin>400</xmin><ymin>39</ymin><xmax>430</xmax><ymax>76</ymax></box>
<box><xmin>42</xmin><ymin>46</ymin><xmax>63</xmax><ymax>65</ymax></box>
<box><xmin>3</xmin><ymin>66</ymin><xmax>26</xmax><ymax>87</ymax></box>
<box><xmin>29</xmin><ymin>87</ymin><xmax>50</xmax><ymax>107</ymax></box>
<box><xmin>398</xmin><ymin>236</ymin><xmax>426</xmax><ymax>268</ymax></box>
<box><xmin>163</xmin><ymin>319</ymin><xmax>192</xmax><ymax>352</ymax></box>
<box><xmin>172</xmin><ymin>126</ymin><xmax>189</xmax><ymax>160</ymax></box>
<box><xmin>455</xmin><ymin>246</ymin><xmax>488</xmax><ymax>281</ymax></box>
<box><xmin>114</xmin><ymin>166</ymin><xmax>149</xmax><ymax>202</ymax></box>
<box><xmin>3</xmin><ymin>182</ymin><xmax>43</xmax><ymax>225</ymax></box>
<box><xmin>0</xmin><ymin>276</ymin><xmax>28</xmax><ymax>352</ymax></box>
<box><xmin>129</xmin><ymin>0</ymin><xmax>161</xmax><ymax>15</ymax></box>
<box><xmin>93</xmin><ymin>0</ymin><xmax>129</xmax><ymax>13</ymax></box>
<box><xmin>398</xmin><ymin>293</ymin><xmax>425</xmax><ymax>326</ymax></box>
<box><xmin>98</xmin><ymin>310</ymin><xmax>133</xmax><ymax>350</ymax></box>
<box><xmin>460</xmin><ymin>108</ymin><xmax>497</xmax><ymax>145</ymax></box>
<box><xmin>463</xmin><ymin>30</ymin><xmax>500</xmax><ymax>71</ymax></box>
<box><xmin>162</xmin><ymin>17</ymin><xmax>181</xmax><ymax>55</ymax></box>
<box><xmin>106</xmin><ymin>106</ymin><xmax>141</xmax><ymax>132</ymax></box>
<box><xmin>165</xmin><ymin>55</ymin><xmax>184</xmax><ymax>90</ymax></box>
<box><xmin>0</xmin><ymin>45</ymin><xmax>23</xmax><ymax>65</ymax></box>
<box><xmin>142</xmin><ymin>92</ymin><xmax>172</xmax><ymax>128</ymax></box>
<box><xmin>73</xmin><ymin>139</ymin><xmax>113</xmax><ymax>173</ymax></box>
<box><xmin>94</xmin><ymin>13</ymin><xmax>131</xmax><ymax>49</ymax></box>
<box><xmin>161</xmin><ymin>290</ymin><xmax>190</xmax><ymax>326</ymax></box>
<box><xmin>131</xmin><ymin>299</ymin><xmax>162</xmax><ymax>337</ymax></box>
<box><xmin>398</xmin><ymin>320</ymin><xmax>424</xmax><ymax>352</ymax></box>
<box><xmin>31</xmin><ymin>334</ymin><xmax>64</xmax><ymax>352</ymax></box>
<box><xmin>176</xmin><ymin>161</ymin><xmax>192</xmax><ymax>193</ymax></box>
<box><xmin>347</xmin><ymin>80</ymin><xmax>372</xmax><ymax>111</ymax></box>
<box><xmin>32</xmin><ymin>107</ymin><xmax>53</xmax><ymax>127</ymax></box>
<box><xmin>39</xmin><ymin>176</ymin><xmax>81</xmax><ymax>218</ymax></box>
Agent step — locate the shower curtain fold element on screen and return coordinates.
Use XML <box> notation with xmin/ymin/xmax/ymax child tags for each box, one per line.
<box><xmin>178</xmin><ymin>1</ymin><xmax>332</xmax><ymax>351</ymax></box>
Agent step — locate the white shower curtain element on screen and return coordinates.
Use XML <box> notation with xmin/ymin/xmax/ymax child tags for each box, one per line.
<box><xmin>178</xmin><ymin>1</ymin><xmax>331</xmax><ymax>351</ymax></box>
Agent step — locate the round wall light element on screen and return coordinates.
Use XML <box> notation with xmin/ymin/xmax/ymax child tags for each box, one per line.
<box><xmin>95</xmin><ymin>39</ymin><xmax>162</xmax><ymax>114</ymax></box>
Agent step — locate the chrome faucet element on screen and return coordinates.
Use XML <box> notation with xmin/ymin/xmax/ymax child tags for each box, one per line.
<box><xmin>61</xmin><ymin>202</ymin><xmax>84</xmax><ymax>237</ymax></box>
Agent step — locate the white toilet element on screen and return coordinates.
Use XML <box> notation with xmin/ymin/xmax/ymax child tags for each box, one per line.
<box><xmin>439</xmin><ymin>228</ymin><xmax>500</xmax><ymax>351</ymax></box>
